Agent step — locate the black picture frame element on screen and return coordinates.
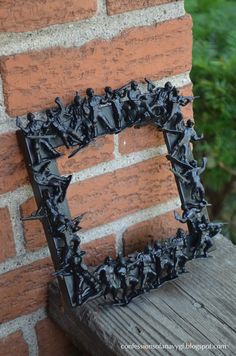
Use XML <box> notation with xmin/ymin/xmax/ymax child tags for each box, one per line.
<box><xmin>17</xmin><ymin>79</ymin><xmax>221</xmax><ymax>307</ymax></box>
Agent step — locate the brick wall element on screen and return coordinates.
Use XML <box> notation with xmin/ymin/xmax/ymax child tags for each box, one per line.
<box><xmin>0</xmin><ymin>0</ymin><xmax>192</xmax><ymax>355</ymax></box>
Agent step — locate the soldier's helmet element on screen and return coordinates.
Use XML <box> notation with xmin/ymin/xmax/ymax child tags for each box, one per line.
<box><xmin>190</xmin><ymin>159</ymin><xmax>198</xmax><ymax>168</ymax></box>
<box><xmin>164</xmin><ymin>81</ymin><xmax>173</xmax><ymax>90</ymax></box>
<box><xmin>104</xmin><ymin>256</ymin><xmax>113</xmax><ymax>266</ymax></box>
<box><xmin>153</xmin><ymin>241</ymin><xmax>162</xmax><ymax>250</ymax></box>
<box><xmin>144</xmin><ymin>245</ymin><xmax>152</xmax><ymax>254</ymax></box>
<box><xmin>74</xmin><ymin>91</ymin><xmax>81</xmax><ymax>105</ymax></box>
<box><xmin>176</xmin><ymin>228</ymin><xmax>186</xmax><ymax>239</ymax></box>
<box><xmin>86</xmin><ymin>88</ymin><xmax>95</xmax><ymax>97</ymax></box>
<box><xmin>130</xmin><ymin>80</ymin><xmax>138</xmax><ymax>90</ymax></box>
<box><xmin>27</xmin><ymin>112</ymin><xmax>35</xmax><ymax>122</ymax></box>
<box><xmin>45</xmin><ymin>109</ymin><xmax>53</xmax><ymax>119</ymax></box>
<box><xmin>186</xmin><ymin>119</ymin><xmax>194</xmax><ymax>127</ymax></box>
<box><xmin>104</xmin><ymin>86</ymin><xmax>113</xmax><ymax>95</ymax></box>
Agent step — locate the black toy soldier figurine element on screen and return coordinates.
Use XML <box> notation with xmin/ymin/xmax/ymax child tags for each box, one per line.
<box><xmin>69</xmin><ymin>92</ymin><xmax>91</xmax><ymax>144</ymax></box>
<box><xmin>170</xmin><ymin>157</ymin><xmax>207</xmax><ymax>203</ymax></box>
<box><xmin>103</xmin><ymin>86</ymin><xmax>126</xmax><ymax>131</ymax></box>
<box><xmin>138</xmin><ymin>245</ymin><xmax>156</xmax><ymax>292</ymax></box>
<box><xmin>57</xmin><ymin>237</ymin><xmax>101</xmax><ymax>305</ymax></box>
<box><xmin>114</xmin><ymin>254</ymin><xmax>129</xmax><ymax>304</ymax></box>
<box><xmin>96</xmin><ymin>256</ymin><xmax>119</xmax><ymax>302</ymax></box>
<box><xmin>83</xmin><ymin>88</ymin><xmax>114</xmax><ymax>136</ymax></box>
<box><xmin>127</xmin><ymin>80</ymin><xmax>155</xmax><ymax>122</ymax></box>
<box><xmin>33</xmin><ymin>160</ymin><xmax>72</xmax><ymax>203</ymax></box>
<box><xmin>16</xmin><ymin>113</ymin><xmax>61</xmax><ymax>164</ymax></box>
<box><xmin>172</xmin><ymin>229</ymin><xmax>188</xmax><ymax>273</ymax></box>
<box><xmin>152</xmin><ymin>241</ymin><xmax>162</xmax><ymax>285</ymax></box>
<box><xmin>164</xmin><ymin>119</ymin><xmax>203</xmax><ymax>162</ymax></box>
<box><xmin>153</xmin><ymin>81</ymin><xmax>174</xmax><ymax>117</ymax></box>
<box><xmin>174</xmin><ymin>201</ymin><xmax>208</xmax><ymax>224</ymax></box>
<box><xmin>46</xmin><ymin>108</ymin><xmax>84</xmax><ymax>148</ymax></box>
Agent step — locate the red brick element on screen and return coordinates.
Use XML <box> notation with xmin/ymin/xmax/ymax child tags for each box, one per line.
<box><xmin>0</xmin><ymin>0</ymin><xmax>97</xmax><ymax>33</ymax></box>
<box><xmin>20</xmin><ymin>197</ymin><xmax>46</xmax><ymax>252</ymax></box>
<box><xmin>0</xmin><ymin>258</ymin><xmax>53</xmax><ymax>323</ymax></box>
<box><xmin>0</xmin><ymin>331</ymin><xmax>28</xmax><ymax>356</ymax></box>
<box><xmin>36</xmin><ymin>318</ymin><xmax>77</xmax><ymax>356</ymax></box>
<box><xmin>106</xmin><ymin>0</ymin><xmax>179</xmax><ymax>15</ymax></box>
<box><xmin>123</xmin><ymin>210</ymin><xmax>184</xmax><ymax>255</ymax></box>
<box><xmin>118</xmin><ymin>84</ymin><xmax>193</xmax><ymax>155</ymax></box>
<box><xmin>0</xmin><ymin>131</ymin><xmax>28</xmax><ymax>194</ymax></box>
<box><xmin>68</xmin><ymin>155</ymin><xmax>178</xmax><ymax>230</ymax></box>
<box><xmin>0</xmin><ymin>207</ymin><xmax>16</xmax><ymax>262</ymax></box>
<box><xmin>119</xmin><ymin>126</ymin><xmax>164</xmax><ymax>155</ymax></box>
<box><xmin>57</xmin><ymin>135</ymin><xmax>114</xmax><ymax>175</ymax></box>
<box><xmin>1</xmin><ymin>15</ymin><xmax>192</xmax><ymax>116</ymax></box>
<box><xmin>82</xmin><ymin>235</ymin><xmax>116</xmax><ymax>266</ymax></box>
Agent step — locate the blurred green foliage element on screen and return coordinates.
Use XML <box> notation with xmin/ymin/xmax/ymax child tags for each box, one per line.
<box><xmin>185</xmin><ymin>0</ymin><xmax>236</xmax><ymax>242</ymax></box>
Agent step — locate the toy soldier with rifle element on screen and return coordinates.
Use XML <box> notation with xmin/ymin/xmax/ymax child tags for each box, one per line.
<box><xmin>16</xmin><ymin>112</ymin><xmax>61</xmax><ymax>164</ymax></box>
<box><xmin>68</xmin><ymin>92</ymin><xmax>91</xmax><ymax>145</ymax></box>
<box><xmin>103</xmin><ymin>85</ymin><xmax>127</xmax><ymax>131</ymax></box>
<box><xmin>33</xmin><ymin>160</ymin><xmax>72</xmax><ymax>203</ymax></box>
<box><xmin>163</xmin><ymin>119</ymin><xmax>203</xmax><ymax>162</ymax></box>
<box><xmin>55</xmin><ymin>237</ymin><xmax>101</xmax><ymax>305</ymax></box>
<box><xmin>126</xmin><ymin>80</ymin><xmax>156</xmax><ymax>123</ymax></box>
<box><xmin>83</xmin><ymin>88</ymin><xmax>114</xmax><ymax>136</ymax></box>
<box><xmin>138</xmin><ymin>245</ymin><xmax>157</xmax><ymax>292</ymax></box>
<box><xmin>46</xmin><ymin>106</ymin><xmax>84</xmax><ymax>149</ymax></box>
<box><xmin>95</xmin><ymin>256</ymin><xmax>120</xmax><ymax>302</ymax></box>
<box><xmin>169</xmin><ymin>156</ymin><xmax>207</xmax><ymax>203</ymax></box>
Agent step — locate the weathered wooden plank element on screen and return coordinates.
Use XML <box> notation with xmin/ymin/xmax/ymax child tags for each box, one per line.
<box><xmin>49</xmin><ymin>235</ymin><xmax>236</xmax><ymax>356</ymax></box>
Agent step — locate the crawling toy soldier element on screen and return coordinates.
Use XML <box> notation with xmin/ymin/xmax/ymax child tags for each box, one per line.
<box><xmin>16</xmin><ymin>113</ymin><xmax>61</xmax><ymax>164</ymax></box>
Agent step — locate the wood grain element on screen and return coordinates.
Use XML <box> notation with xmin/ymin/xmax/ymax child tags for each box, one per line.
<box><xmin>49</xmin><ymin>235</ymin><xmax>236</xmax><ymax>355</ymax></box>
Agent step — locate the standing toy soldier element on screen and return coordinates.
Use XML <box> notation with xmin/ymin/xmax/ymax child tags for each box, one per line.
<box><xmin>138</xmin><ymin>245</ymin><xmax>157</xmax><ymax>292</ymax></box>
<box><xmin>69</xmin><ymin>92</ymin><xmax>91</xmax><ymax>145</ymax></box>
<box><xmin>115</xmin><ymin>254</ymin><xmax>130</xmax><ymax>304</ymax></box>
<box><xmin>103</xmin><ymin>86</ymin><xmax>127</xmax><ymax>131</ymax></box>
<box><xmin>96</xmin><ymin>256</ymin><xmax>119</xmax><ymax>302</ymax></box>
<box><xmin>83</xmin><ymin>88</ymin><xmax>114</xmax><ymax>137</ymax></box>
<box><xmin>152</xmin><ymin>241</ymin><xmax>163</xmax><ymax>285</ymax></box>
